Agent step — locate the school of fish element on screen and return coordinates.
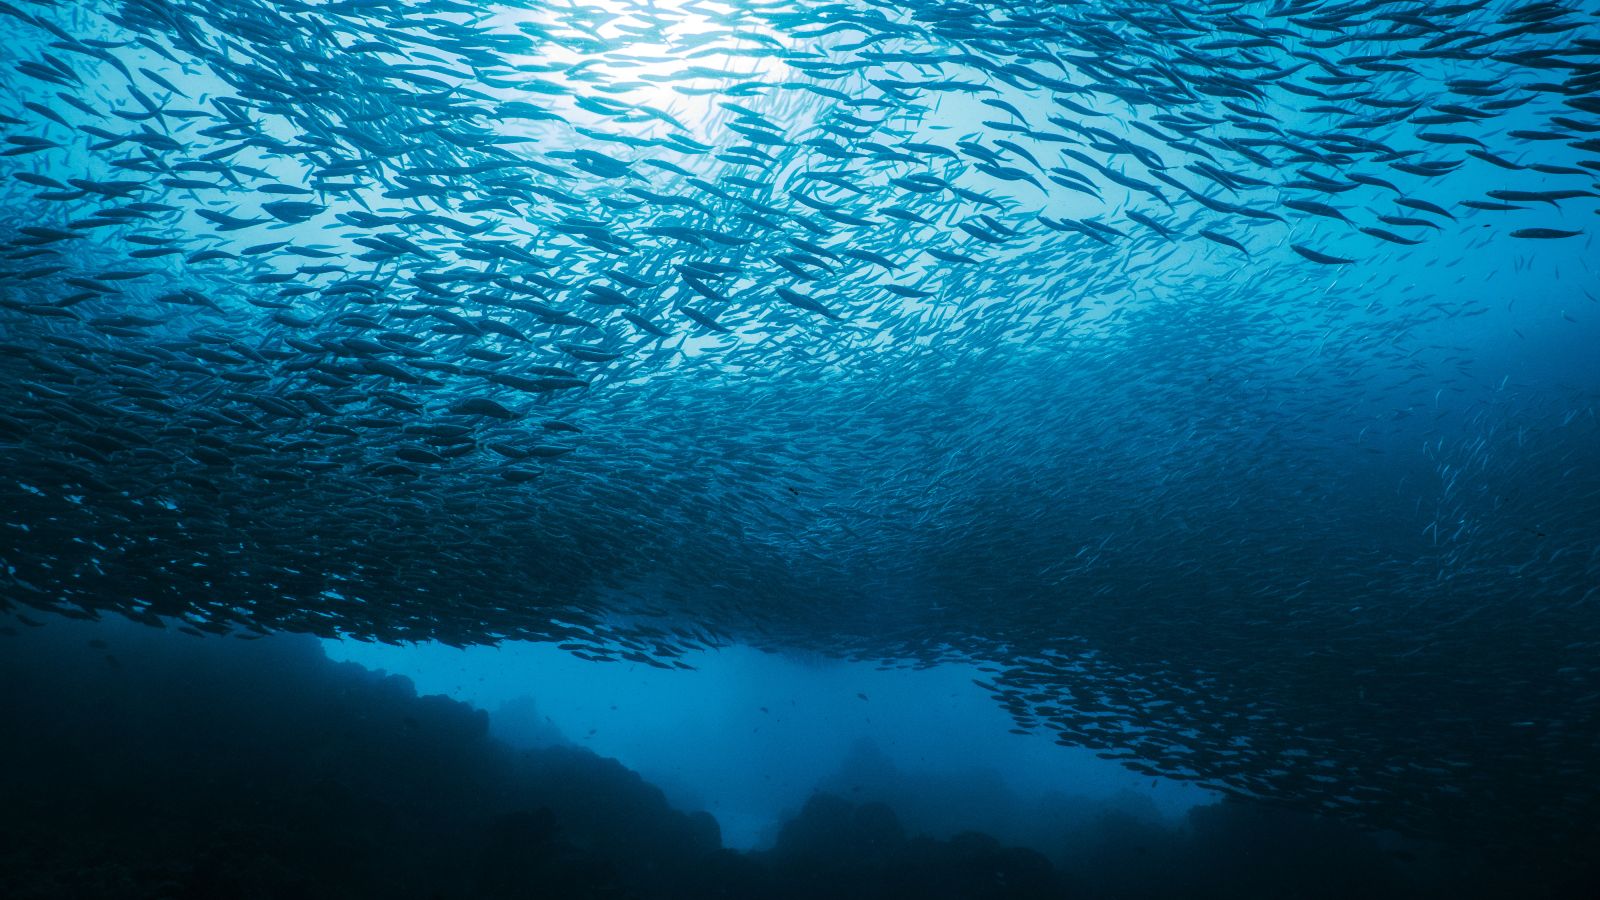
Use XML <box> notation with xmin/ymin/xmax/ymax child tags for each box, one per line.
<box><xmin>1</xmin><ymin>0</ymin><xmax>1598</xmax><ymax>850</ymax></box>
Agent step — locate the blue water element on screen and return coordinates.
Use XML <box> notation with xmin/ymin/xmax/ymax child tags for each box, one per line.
<box><xmin>2</xmin><ymin>0</ymin><xmax>1599</xmax><ymax>896</ymax></box>
<box><xmin>324</xmin><ymin>637</ymin><xmax>1206</xmax><ymax>848</ymax></box>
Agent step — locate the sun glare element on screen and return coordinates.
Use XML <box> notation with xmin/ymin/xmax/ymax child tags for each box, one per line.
<box><xmin>491</xmin><ymin>0</ymin><xmax>797</xmax><ymax>143</ymax></box>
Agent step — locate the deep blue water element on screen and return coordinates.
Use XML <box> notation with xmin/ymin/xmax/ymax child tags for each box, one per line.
<box><xmin>2</xmin><ymin>0</ymin><xmax>1599</xmax><ymax>896</ymax></box>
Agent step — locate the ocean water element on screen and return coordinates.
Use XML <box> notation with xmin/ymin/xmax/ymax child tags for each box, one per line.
<box><xmin>2</xmin><ymin>0</ymin><xmax>1599</xmax><ymax>897</ymax></box>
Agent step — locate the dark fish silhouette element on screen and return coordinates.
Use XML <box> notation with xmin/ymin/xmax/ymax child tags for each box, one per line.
<box><xmin>0</xmin><ymin>0</ymin><xmax>1595</xmax><ymax>853</ymax></box>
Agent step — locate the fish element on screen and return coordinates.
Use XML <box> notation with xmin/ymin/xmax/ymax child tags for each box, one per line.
<box><xmin>0</xmin><ymin>0</ymin><xmax>1596</xmax><ymax>857</ymax></box>
<box><xmin>1290</xmin><ymin>244</ymin><xmax>1355</xmax><ymax>265</ymax></box>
